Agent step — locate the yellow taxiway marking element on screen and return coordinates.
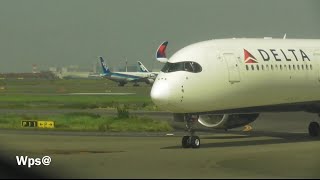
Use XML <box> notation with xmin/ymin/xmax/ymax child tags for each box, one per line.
<box><xmin>243</xmin><ymin>125</ymin><xmax>253</xmax><ymax>132</ymax></box>
<box><xmin>37</xmin><ymin>121</ymin><xmax>55</xmax><ymax>128</ymax></box>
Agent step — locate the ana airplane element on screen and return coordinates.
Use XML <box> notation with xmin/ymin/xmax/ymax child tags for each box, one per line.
<box><xmin>151</xmin><ymin>38</ymin><xmax>320</xmax><ymax>148</ymax></box>
<box><xmin>137</xmin><ymin>61</ymin><xmax>159</xmax><ymax>76</ymax></box>
<box><xmin>99</xmin><ymin>56</ymin><xmax>156</xmax><ymax>86</ymax></box>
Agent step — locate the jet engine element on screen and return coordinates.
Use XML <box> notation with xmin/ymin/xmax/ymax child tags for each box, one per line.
<box><xmin>198</xmin><ymin>114</ymin><xmax>259</xmax><ymax>130</ymax></box>
<box><xmin>146</xmin><ymin>78</ymin><xmax>155</xmax><ymax>84</ymax></box>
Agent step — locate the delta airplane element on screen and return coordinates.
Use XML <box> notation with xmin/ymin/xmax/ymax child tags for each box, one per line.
<box><xmin>151</xmin><ymin>38</ymin><xmax>320</xmax><ymax>148</ymax></box>
<box><xmin>99</xmin><ymin>56</ymin><xmax>156</xmax><ymax>86</ymax></box>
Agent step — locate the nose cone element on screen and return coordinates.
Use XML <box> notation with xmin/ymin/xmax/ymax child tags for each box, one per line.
<box><xmin>151</xmin><ymin>80</ymin><xmax>169</xmax><ymax>106</ymax></box>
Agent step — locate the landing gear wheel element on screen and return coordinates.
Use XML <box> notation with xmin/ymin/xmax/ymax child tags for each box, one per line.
<box><xmin>181</xmin><ymin>114</ymin><xmax>200</xmax><ymax>149</ymax></box>
<box><xmin>190</xmin><ymin>136</ymin><xmax>200</xmax><ymax>148</ymax></box>
<box><xmin>182</xmin><ymin>136</ymin><xmax>190</xmax><ymax>148</ymax></box>
<box><xmin>308</xmin><ymin>121</ymin><xmax>320</xmax><ymax>137</ymax></box>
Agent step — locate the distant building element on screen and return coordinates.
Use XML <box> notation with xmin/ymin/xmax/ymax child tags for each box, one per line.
<box><xmin>49</xmin><ymin>64</ymin><xmax>102</xmax><ymax>79</ymax></box>
<box><xmin>49</xmin><ymin>67</ymin><xmax>57</xmax><ymax>73</ymax></box>
<box><xmin>118</xmin><ymin>65</ymin><xmax>137</xmax><ymax>72</ymax></box>
<box><xmin>0</xmin><ymin>71</ymin><xmax>57</xmax><ymax>80</ymax></box>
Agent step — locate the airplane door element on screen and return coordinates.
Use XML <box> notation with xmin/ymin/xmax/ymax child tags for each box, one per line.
<box><xmin>314</xmin><ymin>52</ymin><xmax>320</xmax><ymax>82</ymax></box>
<box><xmin>223</xmin><ymin>53</ymin><xmax>241</xmax><ymax>83</ymax></box>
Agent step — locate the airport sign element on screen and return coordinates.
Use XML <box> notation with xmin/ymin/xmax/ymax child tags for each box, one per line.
<box><xmin>21</xmin><ymin>120</ymin><xmax>55</xmax><ymax>128</ymax></box>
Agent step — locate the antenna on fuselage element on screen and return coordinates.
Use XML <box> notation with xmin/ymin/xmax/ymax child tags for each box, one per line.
<box><xmin>125</xmin><ymin>57</ymin><xmax>128</xmax><ymax>72</ymax></box>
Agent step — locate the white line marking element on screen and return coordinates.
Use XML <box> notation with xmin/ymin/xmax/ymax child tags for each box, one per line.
<box><xmin>68</xmin><ymin>93</ymin><xmax>136</xmax><ymax>95</ymax></box>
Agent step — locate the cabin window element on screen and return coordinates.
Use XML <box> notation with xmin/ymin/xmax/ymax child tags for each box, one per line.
<box><xmin>184</xmin><ymin>62</ymin><xmax>193</xmax><ymax>72</ymax></box>
<box><xmin>280</xmin><ymin>65</ymin><xmax>282</xmax><ymax>70</ymax></box>
<box><xmin>256</xmin><ymin>65</ymin><xmax>259</xmax><ymax>71</ymax></box>
<box><xmin>301</xmin><ymin>65</ymin><xmax>304</xmax><ymax>70</ymax></box>
<box><xmin>310</xmin><ymin>64</ymin><xmax>313</xmax><ymax>70</ymax></box>
<box><xmin>306</xmin><ymin>64</ymin><xmax>309</xmax><ymax>70</ymax></box>
<box><xmin>161</xmin><ymin>61</ymin><xmax>202</xmax><ymax>73</ymax></box>
<box><xmin>251</xmin><ymin>65</ymin><xmax>254</xmax><ymax>70</ymax></box>
<box><xmin>266</xmin><ymin>65</ymin><xmax>269</xmax><ymax>70</ymax></box>
<box><xmin>271</xmin><ymin>65</ymin><xmax>274</xmax><ymax>70</ymax></box>
<box><xmin>284</xmin><ymin>65</ymin><xmax>287</xmax><ymax>70</ymax></box>
<box><xmin>261</xmin><ymin>65</ymin><xmax>264</xmax><ymax>70</ymax></box>
<box><xmin>293</xmin><ymin>65</ymin><xmax>295</xmax><ymax>70</ymax></box>
<box><xmin>289</xmin><ymin>65</ymin><xmax>291</xmax><ymax>70</ymax></box>
<box><xmin>246</xmin><ymin>65</ymin><xmax>249</xmax><ymax>71</ymax></box>
<box><xmin>161</xmin><ymin>62</ymin><xmax>182</xmax><ymax>72</ymax></box>
<box><xmin>275</xmin><ymin>65</ymin><xmax>278</xmax><ymax>70</ymax></box>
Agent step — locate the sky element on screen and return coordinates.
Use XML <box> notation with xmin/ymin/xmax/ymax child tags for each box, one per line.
<box><xmin>0</xmin><ymin>0</ymin><xmax>320</xmax><ymax>73</ymax></box>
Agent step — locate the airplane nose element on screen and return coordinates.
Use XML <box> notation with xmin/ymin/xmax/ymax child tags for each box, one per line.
<box><xmin>151</xmin><ymin>80</ymin><xmax>169</xmax><ymax>106</ymax></box>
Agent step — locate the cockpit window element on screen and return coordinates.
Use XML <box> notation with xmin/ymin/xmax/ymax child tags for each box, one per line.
<box><xmin>161</xmin><ymin>61</ymin><xmax>202</xmax><ymax>73</ymax></box>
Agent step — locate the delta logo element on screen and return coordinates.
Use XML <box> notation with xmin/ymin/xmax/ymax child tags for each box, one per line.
<box><xmin>244</xmin><ymin>49</ymin><xmax>258</xmax><ymax>63</ymax></box>
<box><xmin>243</xmin><ymin>48</ymin><xmax>310</xmax><ymax>63</ymax></box>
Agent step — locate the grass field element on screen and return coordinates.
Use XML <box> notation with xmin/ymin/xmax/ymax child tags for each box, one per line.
<box><xmin>0</xmin><ymin>112</ymin><xmax>173</xmax><ymax>132</ymax></box>
<box><xmin>0</xmin><ymin>78</ymin><xmax>169</xmax><ymax>131</ymax></box>
<box><xmin>0</xmin><ymin>78</ymin><xmax>152</xmax><ymax>95</ymax></box>
<box><xmin>0</xmin><ymin>78</ymin><xmax>157</xmax><ymax>110</ymax></box>
<box><xmin>0</xmin><ymin>94</ymin><xmax>155</xmax><ymax>109</ymax></box>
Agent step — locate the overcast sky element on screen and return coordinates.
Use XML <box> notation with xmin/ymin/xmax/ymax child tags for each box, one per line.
<box><xmin>1</xmin><ymin>0</ymin><xmax>320</xmax><ymax>72</ymax></box>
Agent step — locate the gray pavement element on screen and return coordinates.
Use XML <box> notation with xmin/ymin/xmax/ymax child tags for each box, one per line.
<box><xmin>0</xmin><ymin>111</ymin><xmax>320</xmax><ymax>178</ymax></box>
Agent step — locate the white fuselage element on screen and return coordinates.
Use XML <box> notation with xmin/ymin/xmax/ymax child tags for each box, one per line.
<box><xmin>151</xmin><ymin>38</ymin><xmax>320</xmax><ymax>114</ymax></box>
<box><xmin>103</xmin><ymin>71</ymin><xmax>157</xmax><ymax>83</ymax></box>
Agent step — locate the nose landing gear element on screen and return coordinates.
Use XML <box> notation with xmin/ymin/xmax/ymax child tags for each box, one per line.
<box><xmin>182</xmin><ymin>135</ymin><xmax>200</xmax><ymax>148</ymax></box>
<box><xmin>308</xmin><ymin>121</ymin><xmax>320</xmax><ymax>137</ymax></box>
<box><xmin>182</xmin><ymin>114</ymin><xmax>200</xmax><ymax>148</ymax></box>
<box><xmin>308</xmin><ymin>114</ymin><xmax>320</xmax><ymax>137</ymax></box>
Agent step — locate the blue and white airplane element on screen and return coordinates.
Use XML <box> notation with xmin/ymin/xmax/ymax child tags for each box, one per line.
<box><xmin>99</xmin><ymin>56</ymin><xmax>156</xmax><ymax>86</ymax></box>
<box><xmin>137</xmin><ymin>61</ymin><xmax>159</xmax><ymax>77</ymax></box>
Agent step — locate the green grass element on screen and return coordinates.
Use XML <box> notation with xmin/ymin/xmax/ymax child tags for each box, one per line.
<box><xmin>0</xmin><ymin>113</ymin><xmax>173</xmax><ymax>132</ymax></box>
<box><xmin>0</xmin><ymin>78</ymin><xmax>152</xmax><ymax>95</ymax></box>
<box><xmin>0</xmin><ymin>77</ymin><xmax>168</xmax><ymax>132</ymax></box>
<box><xmin>0</xmin><ymin>94</ymin><xmax>154</xmax><ymax>109</ymax></box>
<box><xmin>0</xmin><ymin>78</ymin><xmax>160</xmax><ymax>110</ymax></box>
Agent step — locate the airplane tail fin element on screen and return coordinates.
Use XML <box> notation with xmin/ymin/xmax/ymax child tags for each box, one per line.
<box><xmin>137</xmin><ymin>61</ymin><xmax>150</xmax><ymax>72</ymax></box>
<box><xmin>99</xmin><ymin>56</ymin><xmax>111</xmax><ymax>74</ymax></box>
<box><xmin>156</xmin><ymin>41</ymin><xmax>169</xmax><ymax>63</ymax></box>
